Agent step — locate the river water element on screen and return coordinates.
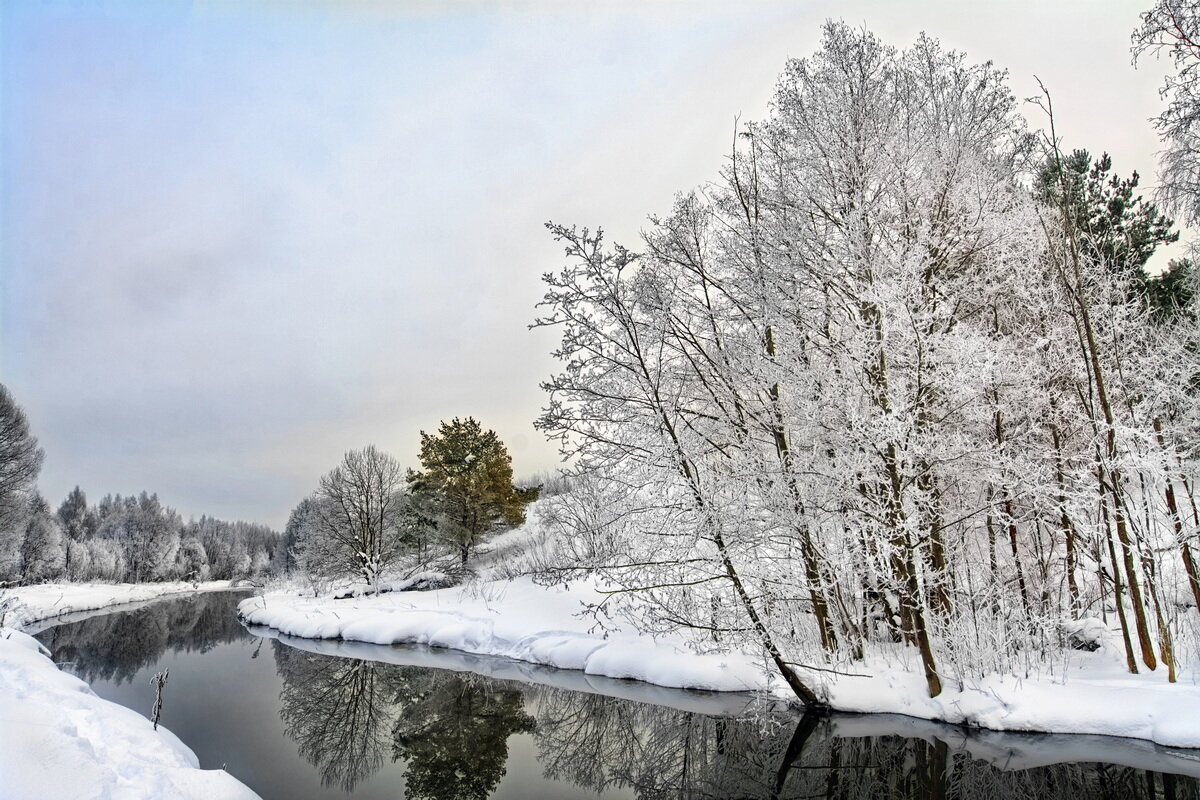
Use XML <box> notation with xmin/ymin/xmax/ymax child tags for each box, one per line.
<box><xmin>30</xmin><ymin>591</ymin><xmax>1200</xmax><ymax>799</ymax></box>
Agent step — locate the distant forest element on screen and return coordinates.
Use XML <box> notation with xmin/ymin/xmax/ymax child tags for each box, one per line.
<box><xmin>0</xmin><ymin>383</ymin><xmax>278</xmax><ymax>586</ymax></box>
<box><xmin>17</xmin><ymin>485</ymin><xmax>278</xmax><ymax>585</ymax></box>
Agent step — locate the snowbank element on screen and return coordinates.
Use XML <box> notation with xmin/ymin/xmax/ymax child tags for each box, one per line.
<box><xmin>241</xmin><ymin>575</ymin><xmax>765</xmax><ymax>693</ymax></box>
<box><xmin>239</xmin><ymin>574</ymin><xmax>1200</xmax><ymax>748</ymax></box>
<box><xmin>821</xmin><ymin>653</ymin><xmax>1200</xmax><ymax>749</ymax></box>
<box><xmin>0</xmin><ymin>626</ymin><xmax>259</xmax><ymax>800</ymax></box>
<box><xmin>3</xmin><ymin>580</ymin><xmax>241</xmax><ymax>632</ymax></box>
<box><xmin>247</xmin><ymin>623</ymin><xmax>761</xmax><ymax>716</ymax></box>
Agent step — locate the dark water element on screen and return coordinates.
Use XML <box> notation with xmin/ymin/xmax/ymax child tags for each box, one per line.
<box><xmin>32</xmin><ymin>591</ymin><xmax>1200</xmax><ymax>799</ymax></box>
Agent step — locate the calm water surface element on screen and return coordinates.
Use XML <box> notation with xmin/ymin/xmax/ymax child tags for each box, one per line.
<box><xmin>31</xmin><ymin>591</ymin><xmax>1200</xmax><ymax>799</ymax></box>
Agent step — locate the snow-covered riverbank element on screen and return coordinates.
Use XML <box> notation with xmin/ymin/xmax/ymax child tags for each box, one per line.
<box><xmin>239</xmin><ymin>574</ymin><xmax>1200</xmax><ymax>749</ymax></box>
<box><xmin>2</xmin><ymin>579</ymin><xmax>244</xmax><ymax>631</ymax></box>
<box><xmin>0</xmin><ymin>582</ymin><xmax>261</xmax><ymax>800</ymax></box>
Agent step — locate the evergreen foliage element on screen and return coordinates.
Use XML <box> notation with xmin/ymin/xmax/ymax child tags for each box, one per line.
<box><xmin>1036</xmin><ymin>151</ymin><xmax>1176</xmax><ymax>278</ymax></box>
<box><xmin>407</xmin><ymin>418</ymin><xmax>532</xmax><ymax>565</ymax></box>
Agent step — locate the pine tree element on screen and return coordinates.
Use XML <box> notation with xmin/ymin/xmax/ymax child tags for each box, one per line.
<box><xmin>408</xmin><ymin>418</ymin><xmax>531</xmax><ymax>565</ymax></box>
<box><xmin>1035</xmin><ymin>149</ymin><xmax>1179</xmax><ymax>301</ymax></box>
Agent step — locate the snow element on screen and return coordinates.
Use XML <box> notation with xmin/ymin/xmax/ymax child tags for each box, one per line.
<box><xmin>247</xmin><ymin>624</ymin><xmax>761</xmax><ymax>717</ymax></box>
<box><xmin>820</xmin><ymin>652</ymin><xmax>1200</xmax><ymax>749</ymax></box>
<box><xmin>0</xmin><ymin>623</ymin><xmax>259</xmax><ymax>800</ymax></box>
<box><xmin>240</xmin><ymin>574</ymin><xmax>766</xmax><ymax>693</ymax></box>
<box><xmin>830</xmin><ymin>714</ymin><xmax>1200</xmax><ymax>778</ymax></box>
<box><xmin>3</xmin><ymin>580</ymin><xmax>242</xmax><ymax>632</ymax></box>
<box><xmin>239</xmin><ymin>573</ymin><xmax>1200</xmax><ymax>749</ymax></box>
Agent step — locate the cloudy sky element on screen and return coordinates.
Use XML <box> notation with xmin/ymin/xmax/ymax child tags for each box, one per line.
<box><xmin>0</xmin><ymin>0</ymin><xmax>1179</xmax><ymax>528</ymax></box>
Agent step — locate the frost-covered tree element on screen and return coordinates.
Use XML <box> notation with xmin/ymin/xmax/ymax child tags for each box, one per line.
<box><xmin>1134</xmin><ymin>0</ymin><xmax>1200</xmax><ymax>226</ymax></box>
<box><xmin>273</xmin><ymin>498</ymin><xmax>315</xmax><ymax>576</ymax></box>
<box><xmin>57</xmin><ymin>486</ymin><xmax>97</xmax><ymax>542</ymax></box>
<box><xmin>183</xmin><ymin>516</ymin><xmax>275</xmax><ymax>580</ymax></box>
<box><xmin>21</xmin><ymin>494</ymin><xmax>65</xmax><ymax>583</ymax></box>
<box><xmin>65</xmin><ymin>540</ymin><xmax>91</xmax><ymax>582</ymax></box>
<box><xmin>537</xmin><ymin>23</ymin><xmax>1200</xmax><ymax>703</ymax></box>
<box><xmin>306</xmin><ymin>446</ymin><xmax>408</xmax><ymax>589</ymax></box>
<box><xmin>84</xmin><ymin>538</ymin><xmax>126</xmax><ymax>582</ymax></box>
<box><xmin>0</xmin><ymin>383</ymin><xmax>43</xmax><ymax>581</ymax></box>
<box><xmin>175</xmin><ymin>535</ymin><xmax>209</xmax><ymax>583</ymax></box>
<box><xmin>56</xmin><ymin>486</ymin><xmax>99</xmax><ymax>579</ymax></box>
<box><xmin>95</xmin><ymin>493</ymin><xmax>181</xmax><ymax>582</ymax></box>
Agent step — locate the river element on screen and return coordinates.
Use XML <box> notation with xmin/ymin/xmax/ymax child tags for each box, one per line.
<box><xmin>30</xmin><ymin>591</ymin><xmax>1200</xmax><ymax>799</ymax></box>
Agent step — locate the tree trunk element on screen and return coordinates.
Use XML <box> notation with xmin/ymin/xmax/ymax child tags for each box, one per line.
<box><xmin>1044</xmin><ymin>106</ymin><xmax>1157</xmax><ymax>671</ymax></box>
<box><xmin>1049</xmin><ymin>418</ymin><xmax>1081</xmax><ymax>613</ymax></box>
<box><xmin>1153</xmin><ymin>418</ymin><xmax>1200</xmax><ymax>615</ymax></box>
<box><xmin>765</xmin><ymin>325</ymin><xmax>839</xmax><ymax>653</ymax></box>
<box><xmin>1102</xmin><ymin>495</ymin><xmax>1139</xmax><ymax>675</ymax></box>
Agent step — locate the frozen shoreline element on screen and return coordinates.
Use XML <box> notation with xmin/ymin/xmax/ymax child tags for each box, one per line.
<box><xmin>0</xmin><ymin>581</ymin><xmax>261</xmax><ymax>800</ymax></box>
<box><xmin>239</xmin><ymin>573</ymin><xmax>1200</xmax><ymax>749</ymax></box>
<box><xmin>3</xmin><ymin>579</ymin><xmax>245</xmax><ymax>631</ymax></box>
<box><xmin>250</xmin><ymin>625</ymin><xmax>1200</xmax><ymax>778</ymax></box>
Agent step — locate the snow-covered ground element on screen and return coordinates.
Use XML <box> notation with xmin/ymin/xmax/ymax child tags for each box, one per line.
<box><xmin>240</xmin><ymin>567</ymin><xmax>1200</xmax><ymax>749</ymax></box>
<box><xmin>0</xmin><ymin>581</ymin><xmax>261</xmax><ymax>800</ymax></box>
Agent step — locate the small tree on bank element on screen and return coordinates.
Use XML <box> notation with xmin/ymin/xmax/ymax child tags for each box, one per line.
<box><xmin>306</xmin><ymin>445</ymin><xmax>407</xmax><ymax>590</ymax></box>
<box><xmin>408</xmin><ymin>418</ymin><xmax>532</xmax><ymax>565</ymax></box>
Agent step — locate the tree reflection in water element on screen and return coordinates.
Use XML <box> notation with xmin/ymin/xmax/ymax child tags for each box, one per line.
<box><xmin>532</xmin><ymin>687</ymin><xmax>1200</xmax><ymax>800</ymax></box>
<box><xmin>33</xmin><ymin>591</ymin><xmax>250</xmax><ymax>685</ymax></box>
<box><xmin>273</xmin><ymin>644</ymin><xmax>1200</xmax><ymax>800</ymax></box>
<box><xmin>391</xmin><ymin>669</ymin><xmax>535</xmax><ymax>800</ymax></box>
<box><xmin>30</xmin><ymin>596</ymin><xmax>1200</xmax><ymax>799</ymax></box>
<box><xmin>274</xmin><ymin>643</ymin><xmax>534</xmax><ymax>796</ymax></box>
<box><xmin>275</xmin><ymin>645</ymin><xmax>397</xmax><ymax>792</ymax></box>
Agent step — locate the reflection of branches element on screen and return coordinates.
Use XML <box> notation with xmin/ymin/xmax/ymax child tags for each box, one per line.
<box><xmin>273</xmin><ymin>648</ymin><xmax>536</xmax><ymax>799</ymax></box>
<box><xmin>531</xmin><ymin>686</ymin><xmax>1200</xmax><ymax>800</ymax></box>
<box><xmin>534</xmin><ymin>690</ymin><xmax>644</xmax><ymax>791</ymax></box>
<box><xmin>37</xmin><ymin>595</ymin><xmax>1199</xmax><ymax>799</ymax></box>
<box><xmin>533</xmin><ymin>686</ymin><xmax>802</xmax><ymax>799</ymax></box>
<box><xmin>32</xmin><ymin>592</ymin><xmax>249</xmax><ymax>684</ymax></box>
<box><xmin>275</xmin><ymin>644</ymin><xmax>398</xmax><ymax>792</ymax></box>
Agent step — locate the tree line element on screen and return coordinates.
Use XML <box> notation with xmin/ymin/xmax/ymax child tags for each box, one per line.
<box><xmin>0</xmin><ymin>375</ymin><xmax>533</xmax><ymax>590</ymax></box>
<box><xmin>0</xmin><ymin>383</ymin><xmax>278</xmax><ymax>586</ymax></box>
<box><xmin>532</xmin><ymin>19</ymin><xmax>1200</xmax><ymax>705</ymax></box>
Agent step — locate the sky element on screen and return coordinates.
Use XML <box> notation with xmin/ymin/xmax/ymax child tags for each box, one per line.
<box><xmin>0</xmin><ymin>0</ymin><xmax>1182</xmax><ymax>529</ymax></box>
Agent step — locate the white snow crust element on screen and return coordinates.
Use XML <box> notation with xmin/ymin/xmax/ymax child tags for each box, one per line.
<box><xmin>0</xmin><ymin>625</ymin><xmax>259</xmax><ymax>800</ymax></box>
<box><xmin>3</xmin><ymin>580</ymin><xmax>240</xmax><ymax>631</ymax></box>
<box><xmin>239</xmin><ymin>573</ymin><xmax>1200</xmax><ymax>749</ymax></box>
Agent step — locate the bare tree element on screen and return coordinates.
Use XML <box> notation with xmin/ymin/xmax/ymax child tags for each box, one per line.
<box><xmin>1134</xmin><ymin>0</ymin><xmax>1200</xmax><ymax>225</ymax></box>
<box><xmin>306</xmin><ymin>446</ymin><xmax>407</xmax><ymax>592</ymax></box>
